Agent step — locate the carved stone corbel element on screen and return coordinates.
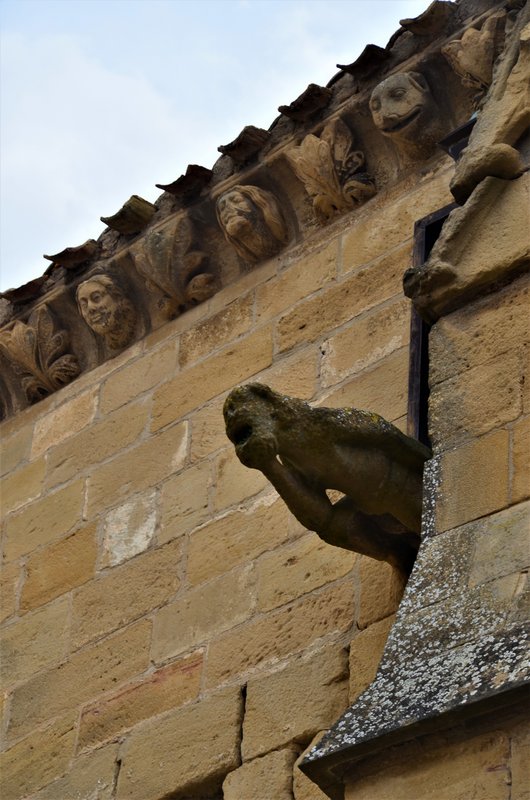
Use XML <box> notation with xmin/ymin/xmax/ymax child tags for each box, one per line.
<box><xmin>215</xmin><ymin>185</ymin><xmax>289</xmax><ymax>265</ymax></box>
<box><xmin>0</xmin><ymin>305</ymin><xmax>80</xmax><ymax>404</ymax></box>
<box><xmin>75</xmin><ymin>272</ymin><xmax>138</xmax><ymax>350</ymax></box>
<box><xmin>131</xmin><ymin>214</ymin><xmax>218</xmax><ymax>319</ymax></box>
<box><xmin>442</xmin><ymin>11</ymin><xmax>506</xmax><ymax>102</ymax></box>
<box><xmin>369</xmin><ymin>71</ymin><xmax>448</xmax><ymax>160</ymax></box>
<box><xmin>285</xmin><ymin>117</ymin><xmax>376</xmax><ymax>222</ymax></box>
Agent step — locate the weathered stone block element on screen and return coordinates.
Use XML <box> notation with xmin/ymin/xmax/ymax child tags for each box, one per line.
<box><xmin>100</xmin><ymin>340</ymin><xmax>177</xmax><ymax>413</ymax></box>
<box><xmin>242</xmin><ymin>645</ymin><xmax>349</xmax><ymax>760</ymax></box>
<box><xmin>21</xmin><ymin>522</ymin><xmax>97</xmax><ymax>612</ymax></box>
<box><xmin>45</xmin><ymin>399</ymin><xmax>149</xmax><ymax>489</ymax></box>
<box><xmin>159</xmin><ymin>459</ymin><xmax>211</xmax><ymax>543</ymax></box>
<box><xmin>100</xmin><ymin>490</ymin><xmax>157</xmax><ymax>567</ymax></box>
<box><xmin>467</xmin><ymin>501</ymin><xmax>530</xmax><ymax>588</ymax></box>
<box><xmin>0</xmin><ymin>596</ymin><xmax>69</xmax><ymax>687</ymax></box>
<box><xmin>186</xmin><ymin>496</ymin><xmax>296</xmax><ymax>586</ymax></box>
<box><xmin>429</xmin><ymin>273</ymin><xmax>530</xmax><ymax>386</ymax></box>
<box><xmin>340</xmin><ymin>169</ymin><xmax>452</xmax><ymax>274</ymax></box>
<box><xmin>179</xmin><ymin>294</ymin><xmax>253</xmax><ymax>367</ymax></box>
<box><xmin>8</xmin><ymin>619</ymin><xmax>151</xmax><ymax>740</ymax></box>
<box><xmin>72</xmin><ymin>538</ymin><xmax>181</xmax><ymax>649</ymax></box>
<box><xmin>294</xmin><ymin>733</ymin><xmax>330</xmax><ymax>800</ymax></box>
<box><xmin>512</xmin><ymin>415</ymin><xmax>530</xmax><ymax>503</ymax></box>
<box><xmin>0</xmin><ymin>714</ymin><xmax>76</xmax><ymax>800</ymax></box>
<box><xmin>86</xmin><ymin>420</ymin><xmax>187</xmax><ymax>517</ymax></box>
<box><xmin>511</xmin><ymin>718</ymin><xmax>530</xmax><ymax>800</ymax></box>
<box><xmin>429</xmin><ymin>355</ymin><xmax>522</xmax><ymax>449</ymax></box>
<box><xmin>189</xmin><ymin>395</ymin><xmax>228</xmax><ymax>462</ymax></box>
<box><xmin>320</xmin><ymin>346</ymin><xmax>409</xmax><ymax>423</ymax></box>
<box><xmin>26</xmin><ymin>741</ymin><xmax>119</xmax><ymax>800</ymax></box>
<box><xmin>276</xmin><ymin>245</ymin><xmax>409</xmax><ymax>353</ymax></box>
<box><xmin>151</xmin><ymin>564</ymin><xmax>255</xmax><ymax>664</ymax></box>
<box><xmin>213</xmin><ymin>446</ymin><xmax>269</xmax><ymax>511</ymax></box>
<box><xmin>0</xmin><ymin>424</ymin><xmax>32</xmax><ymax>477</ymax></box>
<box><xmin>437</xmin><ymin>430</ymin><xmax>510</xmax><ymax>533</ymax></box>
<box><xmin>0</xmin><ymin>457</ymin><xmax>45</xmax><ymax>515</ymax></box>
<box><xmin>151</xmin><ymin>328</ymin><xmax>273</xmax><ymax>430</ymax></box>
<box><xmin>349</xmin><ymin>615</ymin><xmax>394</xmax><ymax>702</ymax></box>
<box><xmin>256</xmin><ymin>532</ymin><xmax>356</xmax><ymax>612</ymax></box>
<box><xmin>206</xmin><ymin>580</ymin><xmax>355</xmax><ymax>687</ymax></box>
<box><xmin>321</xmin><ymin>298</ymin><xmax>410</xmax><ymax>388</ymax></box>
<box><xmin>223</xmin><ymin>748</ymin><xmax>298</xmax><ymax>800</ymax></box>
<box><xmin>78</xmin><ymin>651</ymin><xmax>203</xmax><ymax>751</ymax></box>
<box><xmin>0</xmin><ymin>560</ymin><xmax>19</xmax><ymax>623</ymax></box>
<box><xmin>116</xmin><ymin>687</ymin><xmax>243</xmax><ymax>800</ymax></box>
<box><xmin>260</xmin><ymin>348</ymin><xmax>318</xmax><ymax>400</ymax></box>
<box><xmin>256</xmin><ymin>240</ymin><xmax>338</xmax><ymax>323</ymax></box>
<box><xmin>344</xmin><ymin>730</ymin><xmax>510</xmax><ymax>800</ymax></box>
<box><xmin>358</xmin><ymin>558</ymin><xmax>406</xmax><ymax>629</ymax></box>
<box><xmin>31</xmin><ymin>387</ymin><xmax>98</xmax><ymax>458</ymax></box>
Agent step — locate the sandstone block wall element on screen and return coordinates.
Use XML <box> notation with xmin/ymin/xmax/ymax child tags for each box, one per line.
<box><xmin>343</xmin><ymin>225</ymin><xmax>529</xmax><ymax>797</ymax></box>
<box><xmin>0</xmin><ymin>161</ymin><xmax>456</xmax><ymax>799</ymax></box>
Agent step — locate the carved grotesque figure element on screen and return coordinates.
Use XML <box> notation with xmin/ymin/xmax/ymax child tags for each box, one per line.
<box><xmin>76</xmin><ymin>274</ymin><xmax>136</xmax><ymax>350</ymax></box>
<box><xmin>224</xmin><ymin>383</ymin><xmax>430</xmax><ymax>573</ymax></box>
<box><xmin>216</xmin><ymin>185</ymin><xmax>288</xmax><ymax>264</ymax></box>
<box><xmin>369</xmin><ymin>72</ymin><xmax>445</xmax><ymax>159</ymax></box>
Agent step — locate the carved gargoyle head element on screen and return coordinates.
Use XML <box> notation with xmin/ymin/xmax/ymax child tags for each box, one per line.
<box><xmin>223</xmin><ymin>383</ymin><xmax>291</xmax><ymax>468</ymax></box>
<box><xmin>76</xmin><ymin>273</ymin><xmax>137</xmax><ymax>350</ymax></box>
<box><xmin>216</xmin><ymin>185</ymin><xmax>288</xmax><ymax>265</ymax></box>
<box><xmin>369</xmin><ymin>71</ymin><xmax>443</xmax><ymax>158</ymax></box>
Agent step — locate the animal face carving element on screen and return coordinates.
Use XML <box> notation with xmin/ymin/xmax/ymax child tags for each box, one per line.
<box><xmin>224</xmin><ymin>384</ymin><xmax>280</xmax><ymax>468</ymax></box>
<box><xmin>369</xmin><ymin>72</ymin><xmax>445</xmax><ymax>159</ymax></box>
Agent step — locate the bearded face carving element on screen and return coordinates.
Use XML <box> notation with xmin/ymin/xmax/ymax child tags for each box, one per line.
<box><xmin>76</xmin><ymin>275</ymin><xmax>137</xmax><ymax>350</ymax></box>
<box><xmin>369</xmin><ymin>72</ymin><xmax>446</xmax><ymax>159</ymax></box>
<box><xmin>216</xmin><ymin>185</ymin><xmax>288</xmax><ymax>265</ymax></box>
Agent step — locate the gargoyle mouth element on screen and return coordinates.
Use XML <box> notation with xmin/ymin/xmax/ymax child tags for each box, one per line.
<box><xmin>229</xmin><ymin>422</ymin><xmax>253</xmax><ymax>447</ymax></box>
<box><xmin>381</xmin><ymin>106</ymin><xmax>422</xmax><ymax>133</ymax></box>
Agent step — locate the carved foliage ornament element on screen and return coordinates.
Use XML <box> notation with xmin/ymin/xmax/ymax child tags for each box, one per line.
<box><xmin>286</xmin><ymin>118</ymin><xmax>376</xmax><ymax>222</ymax></box>
<box><xmin>0</xmin><ymin>305</ymin><xmax>80</xmax><ymax>403</ymax></box>
<box><xmin>131</xmin><ymin>215</ymin><xmax>217</xmax><ymax>319</ymax></box>
<box><xmin>216</xmin><ymin>185</ymin><xmax>289</xmax><ymax>264</ymax></box>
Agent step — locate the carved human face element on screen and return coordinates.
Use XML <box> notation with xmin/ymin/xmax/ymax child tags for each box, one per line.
<box><xmin>216</xmin><ymin>190</ymin><xmax>253</xmax><ymax>238</ymax></box>
<box><xmin>369</xmin><ymin>73</ymin><xmax>429</xmax><ymax>138</ymax></box>
<box><xmin>77</xmin><ymin>279</ymin><xmax>120</xmax><ymax>336</ymax></box>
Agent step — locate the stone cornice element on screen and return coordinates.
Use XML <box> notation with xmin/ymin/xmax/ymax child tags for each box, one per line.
<box><xmin>0</xmin><ymin>0</ymin><xmax>510</xmax><ymax>420</ymax></box>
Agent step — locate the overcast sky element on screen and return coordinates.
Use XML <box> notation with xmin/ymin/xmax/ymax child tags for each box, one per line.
<box><xmin>0</xmin><ymin>0</ymin><xmax>427</xmax><ymax>291</ymax></box>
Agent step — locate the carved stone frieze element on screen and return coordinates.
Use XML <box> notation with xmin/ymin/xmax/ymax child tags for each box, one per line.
<box><xmin>224</xmin><ymin>383</ymin><xmax>430</xmax><ymax>573</ymax></box>
<box><xmin>369</xmin><ymin>71</ymin><xmax>448</xmax><ymax>160</ymax></box>
<box><xmin>76</xmin><ymin>273</ymin><xmax>137</xmax><ymax>350</ymax></box>
<box><xmin>216</xmin><ymin>185</ymin><xmax>289</xmax><ymax>265</ymax></box>
<box><xmin>131</xmin><ymin>214</ymin><xmax>218</xmax><ymax>319</ymax></box>
<box><xmin>0</xmin><ymin>305</ymin><xmax>80</xmax><ymax>404</ymax></box>
<box><xmin>0</xmin><ymin>0</ymin><xmax>509</xmax><ymax>420</ymax></box>
<box><xmin>286</xmin><ymin>118</ymin><xmax>376</xmax><ymax>222</ymax></box>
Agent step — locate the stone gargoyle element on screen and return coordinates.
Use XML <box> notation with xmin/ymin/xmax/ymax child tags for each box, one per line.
<box><xmin>224</xmin><ymin>384</ymin><xmax>431</xmax><ymax>573</ymax></box>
